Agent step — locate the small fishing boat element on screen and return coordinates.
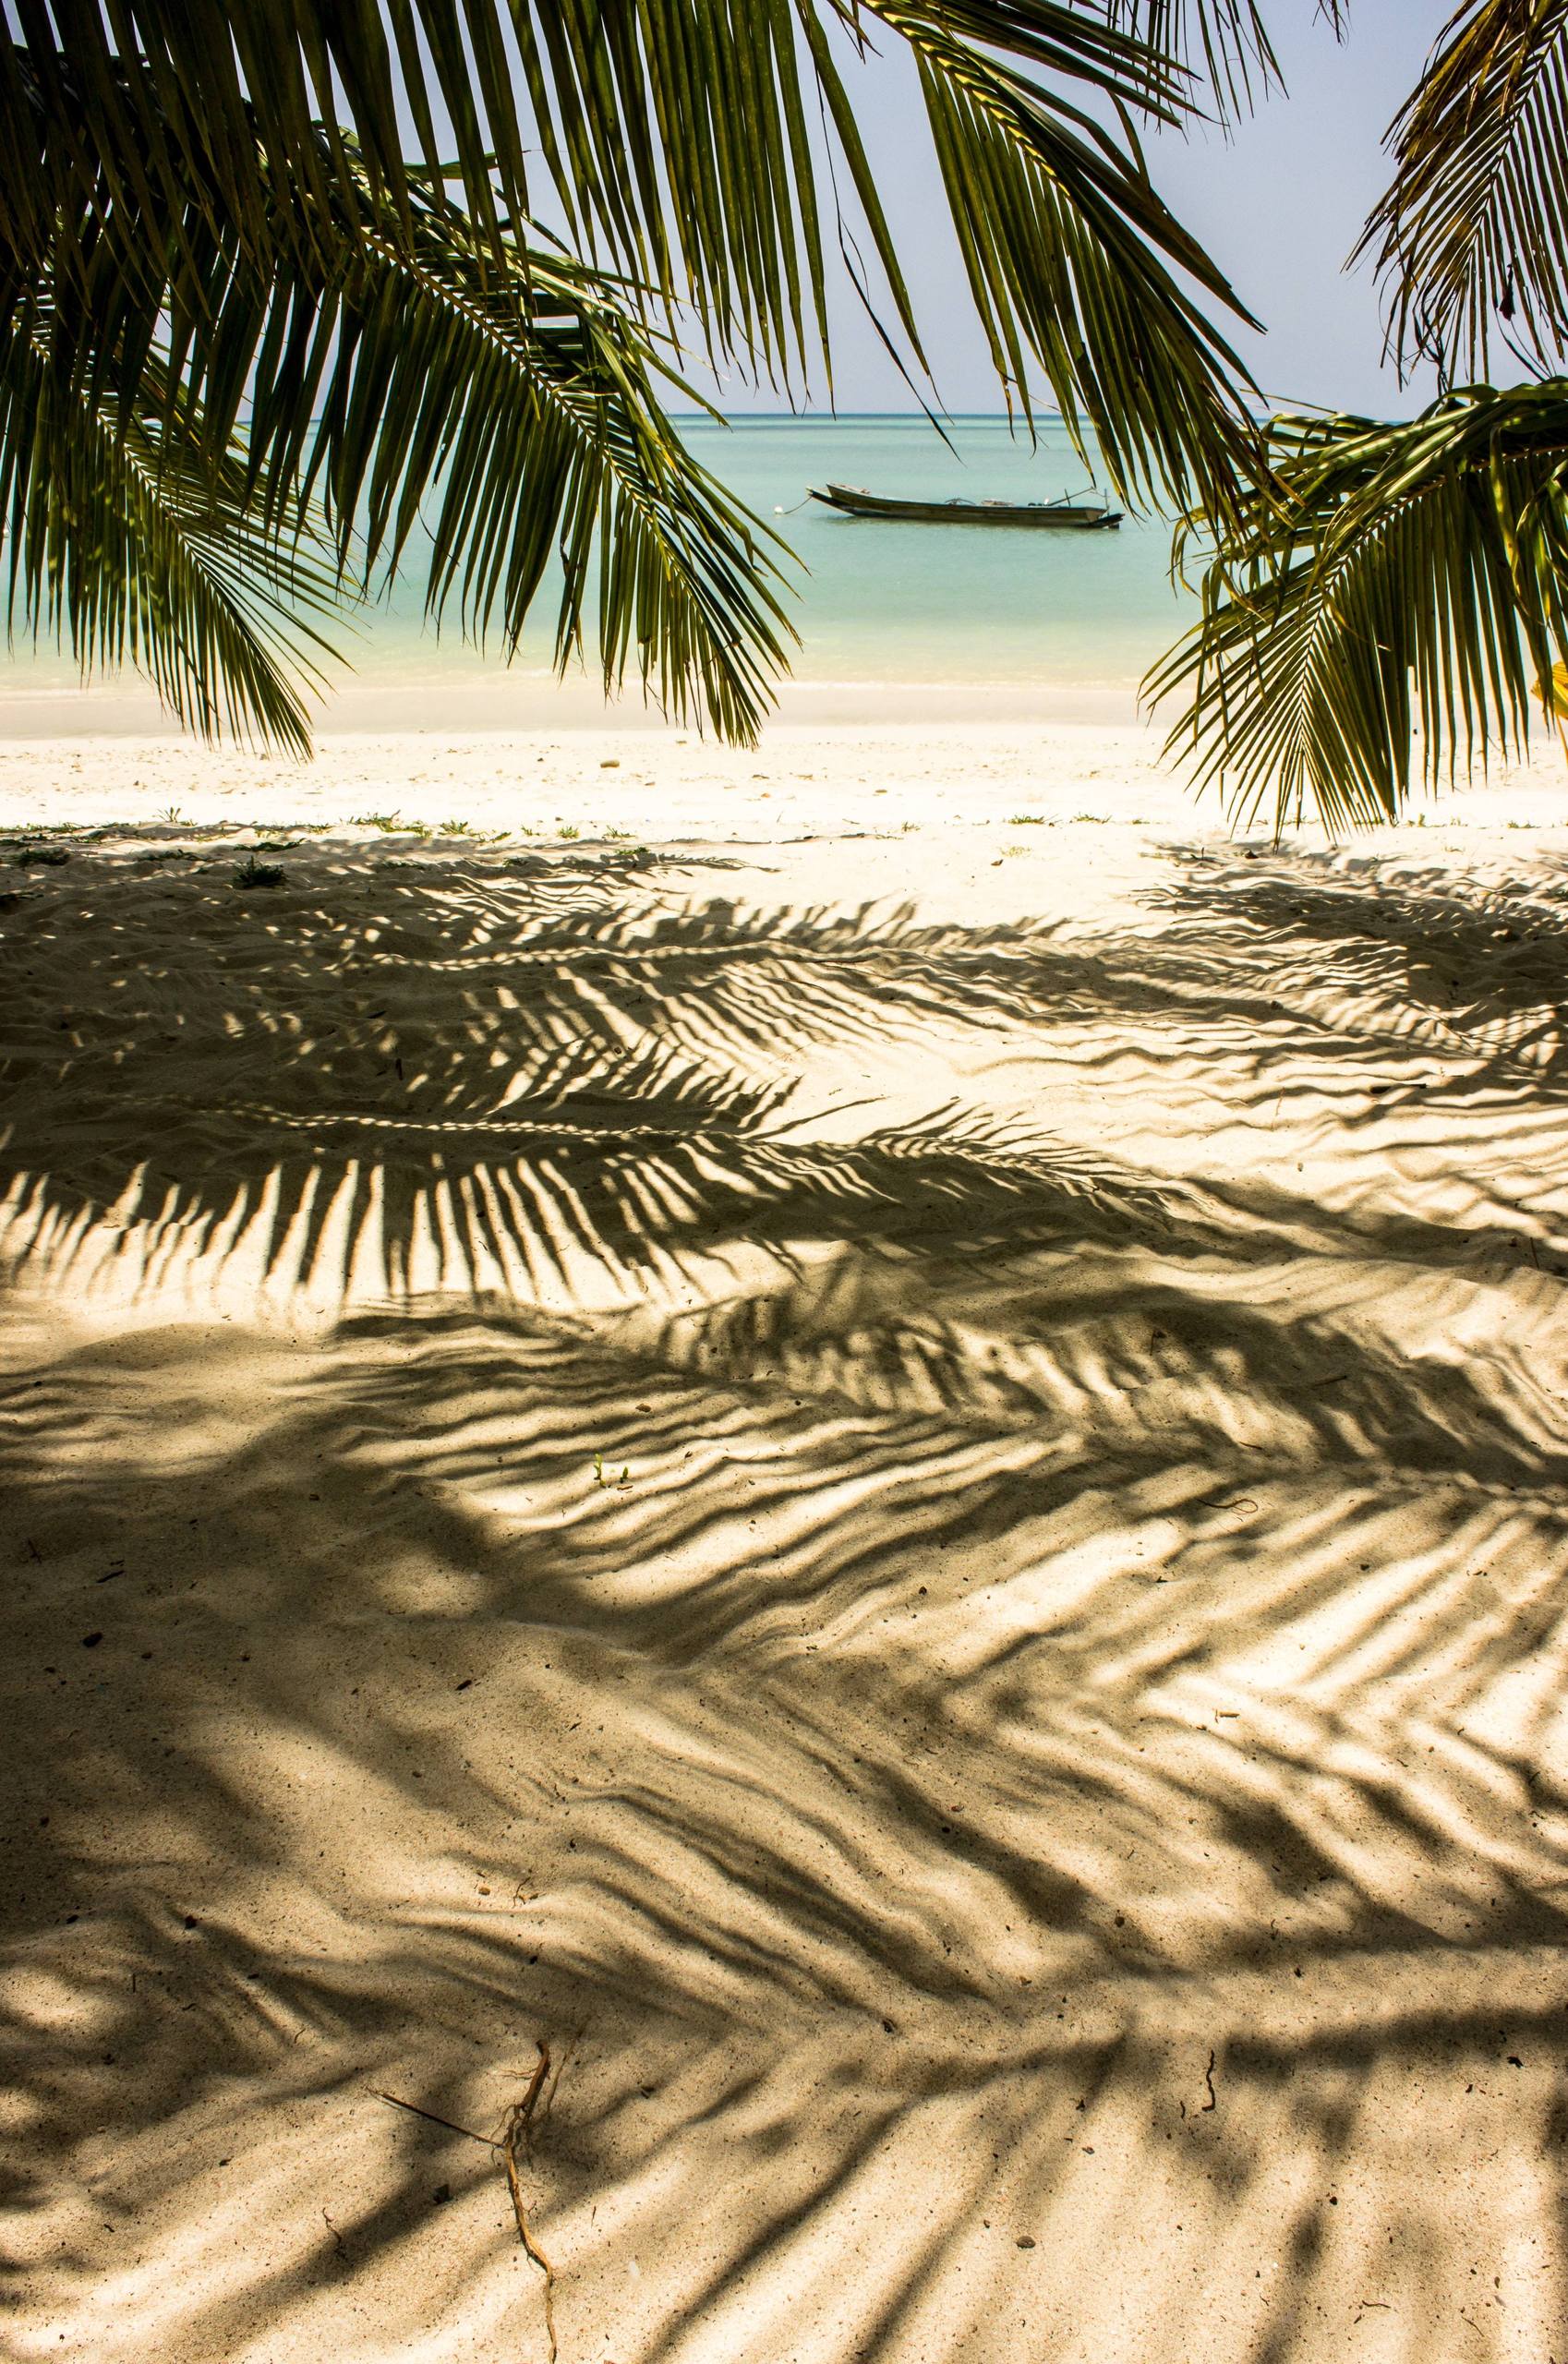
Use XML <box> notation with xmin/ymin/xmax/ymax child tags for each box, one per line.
<box><xmin>808</xmin><ymin>482</ymin><xmax>1122</xmax><ymax>529</ymax></box>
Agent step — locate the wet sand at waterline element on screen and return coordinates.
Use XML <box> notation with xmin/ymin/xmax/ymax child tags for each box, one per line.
<box><xmin>5</xmin><ymin>720</ymin><xmax>1568</xmax><ymax>2363</ymax></box>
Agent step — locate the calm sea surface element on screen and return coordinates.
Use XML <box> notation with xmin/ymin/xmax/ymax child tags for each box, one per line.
<box><xmin>1</xmin><ymin>416</ymin><xmax>1198</xmax><ymax>729</ymax></box>
<box><xmin>681</xmin><ymin>415</ymin><xmax>1190</xmax><ymax>691</ymax></box>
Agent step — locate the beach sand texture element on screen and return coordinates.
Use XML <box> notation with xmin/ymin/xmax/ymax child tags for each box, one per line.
<box><xmin>5</xmin><ymin>724</ymin><xmax>1568</xmax><ymax>2361</ymax></box>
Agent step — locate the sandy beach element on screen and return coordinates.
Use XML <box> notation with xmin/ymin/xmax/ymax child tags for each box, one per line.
<box><xmin>6</xmin><ymin>715</ymin><xmax>1568</xmax><ymax>2362</ymax></box>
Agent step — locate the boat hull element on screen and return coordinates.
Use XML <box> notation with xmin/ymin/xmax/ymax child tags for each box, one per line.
<box><xmin>809</xmin><ymin>483</ymin><xmax>1122</xmax><ymax>528</ymax></box>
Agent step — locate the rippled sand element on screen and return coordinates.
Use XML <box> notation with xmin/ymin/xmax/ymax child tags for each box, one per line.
<box><xmin>4</xmin><ymin>727</ymin><xmax>1568</xmax><ymax>2362</ymax></box>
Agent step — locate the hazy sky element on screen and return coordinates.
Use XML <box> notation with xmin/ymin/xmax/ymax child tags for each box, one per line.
<box><xmin>697</xmin><ymin>0</ymin><xmax>1460</xmax><ymax>418</ymax></box>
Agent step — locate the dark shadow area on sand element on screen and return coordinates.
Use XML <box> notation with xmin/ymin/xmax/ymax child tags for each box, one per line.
<box><xmin>4</xmin><ymin>834</ymin><xmax>1568</xmax><ymax>2359</ymax></box>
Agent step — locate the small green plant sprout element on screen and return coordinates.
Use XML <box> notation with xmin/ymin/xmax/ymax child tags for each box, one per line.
<box><xmin>1007</xmin><ymin>813</ymin><xmax>1046</xmax><ymax>825</ymax></box>
<box><xmin>232</xmin><ymin>854</ymin><xmax>285</xmax><ymax>891</ymax></box>
<box><xmin>451</xmin><ymin>821</ymin><xmax>508</xmax><ymax>845</ymax></box>
<box><xmin>161</xmin><ymin>803</ymin><xmax>187</xmax><ymax>824</ymax></box>
<box><xmin>557</xmin><ymin>822</ymin><xmax>582</xmax><ymax>841</ymax></box>
<box><xmin>352</xmin><ymin>811</ymin><xmax>404</xmax><ymax>832</ymax></box>
<box><xmin>591</xmin><ymin>1452</ymin><xmax>631</xmax><ymax>1489</ymax></box>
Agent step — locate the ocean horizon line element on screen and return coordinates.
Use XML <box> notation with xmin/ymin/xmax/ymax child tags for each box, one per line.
<box><xmin>672</xmin><ymin>408</ymin><xmax>1068</xmax><ymax>422</ymax></box>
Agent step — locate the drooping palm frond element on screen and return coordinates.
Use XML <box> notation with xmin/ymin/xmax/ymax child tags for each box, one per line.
<box><xmin>4</xmin><ymin>3</ymin><xmax>1265</xmax><ymax>530</ymax></box>
<box><xmin>279</xmin><ymin>183</ymin><xmax>798</xmax><ymax>739</ymax></box>
<box><xmin>4</xmin><ymin>65</ymin><xmax>799</xmax><ymax>747</ymax></box>
<box><xmin>1357</xmin><ymin>0</ymin><xmax>1568</xmax><ymax>382</ymax></box>
<box><xmin>1147</xmin><ymin>383</ymin><xmax>1568</xmax><ymax>831</ymax></box>
<box><xmin>0</xmin><ymin>1</ymin><xmax>1275</xmax><ymax>752</ymax></box>
<box><xmin>1104</xmin><ymin>4</ymin><xmax>1351</xmax><ymax>124</ymax></box>
<box><xmin>0</xmin><ymin>300</ymin><xmax>339</xmax><ymax>754</ymax></box>
<box><xmin>1105</xmin><ymin>0</ymin><xmax>1282</xmax><ymax>119</ymax></box>
<box><xmin>1</xmin><ymin>4</ymin><xmax>1187</xmax><ymax>325</ymax></box>
<box><xmin>914</xmin><ymin>37</ymin><xmax>1259</xmax><ymax>513</ymax></box>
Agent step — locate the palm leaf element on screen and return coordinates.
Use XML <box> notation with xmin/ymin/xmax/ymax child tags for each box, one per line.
<box><xmin>285</xmin><ymin>191</ymin><xmax>799</xmax><ymax>738</ymax></box>
<box><xmin>4</xmin><ymin>4</ymin><xmax>1263</xmax><ymax>519</ymax></box>
<box><xmin>1357</xmin><ymin>0</ymin><xmax>1568</xmax><ymax>380</ymax></box>
<box><xmin>1104</xmin><ymin>3</ymin><xmax>1349</xmax><ymax>120</ymax></box>
<box><xmin>510</xmin><ymin>0</ymin><xmax>1263</xmax><ymax>511</ymax></box>
<box><xmin>4</xmin><ymin>90</ymin><xmax>799</xmax><ymax>748</ymax></box>
<box><xmin>1</xmin><ymin>294</ymin><xmax>339</xmax><ymax>753</ymax></box>
<box><xmin>1147</xmin><ymin>383</ymin><xmax>1568</xmax><ymax>831</ymax></box>
<box><xmin>1</xmin><ymin>2</ymin><xmax>1277</xmax><ymax>750</ymax></box>
<box><xmin>1105</xmin><ymin>0</ymin><xmax>1284</xmax><ymax>120</ymax></box>
<box><xmin>912</xmin><ymin>33</ymin><xmax>1260</xmax><ymax>513</ymax></box>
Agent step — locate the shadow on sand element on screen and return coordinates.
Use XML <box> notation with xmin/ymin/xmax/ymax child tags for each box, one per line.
<box><xmin>3</xmin><ymin>833</ymin><xmax>1568</xmax><ymax>2359</ymax></box>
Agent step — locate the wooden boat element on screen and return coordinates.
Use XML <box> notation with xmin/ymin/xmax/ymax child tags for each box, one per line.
<box><xmin>808</xmin><ymin>481</ymin><xmax>1122</xmax><ymax>529</ymax></box>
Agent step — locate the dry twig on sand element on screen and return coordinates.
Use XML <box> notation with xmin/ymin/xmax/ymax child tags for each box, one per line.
<box><xmin>378</xmin><ymin>2042</ymin><xmax>559</xmax><ymax>2361</ymax></box>
<box><xmin>504</xmin><ymin>2042</ymin><xmax>559</xmax><ymax>2364</ymax></box>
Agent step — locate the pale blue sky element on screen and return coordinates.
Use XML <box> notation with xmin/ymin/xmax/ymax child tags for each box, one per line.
<box><xmin>695</xmin><ymin>0</ymin><xmax>1459</xmax><ymax>418</ymax></box>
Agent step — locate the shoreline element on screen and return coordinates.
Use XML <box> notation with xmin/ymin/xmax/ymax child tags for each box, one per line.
<box><xmin>0</xmin><ymin>669</ymin><xmax>1161</xmax><ymax>740</ymax></box>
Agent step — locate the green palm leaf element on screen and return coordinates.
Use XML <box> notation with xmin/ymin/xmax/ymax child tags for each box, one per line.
<box><xmin>1357</xmin><ymin>0</ymin><xmax>1568</xmax><ymax>380</ymax></box>
<box><xmin>1</xmin><ymin>297</ymin><xmax>339</xmax><ymax>754</ymax></box>
<box><xmin>293</xmin><ymin>195</ymin><xmax>798</xmax><ymax>738</ymax></box>
<box><xmin>913</xmin><ymin>34</ymin><xmax>1259</xmax><ymax>513</ymax></box>
<box><xmin>1147</xmin><ymin>383</ymin><xmax>1568</xmax><ymax>831</ymax></box>
<box><xmin>2</xmin><ymin>3</ymin><xmax>1272</xmax><ymax>749</ymax></box>
<box><xmin>4</xmin><ymin>5</ymin><xmax>1262</xmax><ymax>501</ymax></box>
<box><xmin>6</xmin><ymin>97</ymin><xmax>797</xmax><ymax>746</ymax></box>
<box><xmin>1105</xmin><ymin>0</ymin><xmax>1285</xmax><ymax>119</ymax></box>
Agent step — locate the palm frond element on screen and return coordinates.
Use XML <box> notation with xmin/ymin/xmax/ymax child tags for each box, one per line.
<box><xmin>287</xmin><ymin>194</ymin><xmax>798</xmax><ymax>739</ymax></box>
<box><xmin>1357</xmin><ymin>0</ymin><xmax>1568</xmax><ymax>381</ymax></box>
<box><xmin>4</xmin><ymin>85</ymin><xmax>799</xmax><ymax>748</ymax></box>
<box><xmin>505</xmin><ymin>0</ymin><xmax>850</xmax><ymax>382</ymax></box>
<box><xmin>1104</xmin><ymin>0</ymin><xmax>1285</xmax><ymax>120</ymax></box>
<box><xmin>1147</xmin><ymin>383</ymin><xmax>1568</xmax><ymax>831</ymax></box>
<box><xmin>912</xmin><ymin>33</ymin><xmax>1260</xmax><ymax>512</ymax></box>
<box><xmin>4</xmin><ymin>4</ymin><xmax>1264</xmax><ymax>526</ymax></box>
<box><xmin>0</xmin><ymin>296</ymin><xmax>339</xmax><ymax>753</ymax></box>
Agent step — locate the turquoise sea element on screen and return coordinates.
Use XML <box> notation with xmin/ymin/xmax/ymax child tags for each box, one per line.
<box><xmin>0</xmin><ymin>416</ymin><xmax>1197</xmax><ymax>731</ymax></box>
<box><xmin>681</xmin><ymin>414</ymin><xmax>1190</xmax><ymax>692</ymax></box>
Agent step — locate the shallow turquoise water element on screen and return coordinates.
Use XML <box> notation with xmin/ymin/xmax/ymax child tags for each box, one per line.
<box><xmin>0</xmin><ymin>416</ymin><xmax>1196</xmax><ymax>721</ymax></box>
<box><xmin>678</xmin><ymin>415</ymin><xmax>1190</xmax><ymax>688</ymax></box>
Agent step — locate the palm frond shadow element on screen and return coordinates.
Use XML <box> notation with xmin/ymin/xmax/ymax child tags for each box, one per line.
<box><xmin>0</xmin><ymin>849</ymin><xmax>1220</xmax><ymax>1313</ymax></box>
<box><xmin>11</xmin><ymin>838</ymin><xmax>1568</xmax><ymax>1314</ymax></box>
<box><xmin>6</xmin><ymin>840</ymin><xmax>1568</xmax><ymax>2358</ymax></box>
<box><xmin>5</xmin><ymin>1289</ymin><xmax>1568</xmax><ymax>2361</ymax></box>
<box><xmin>1152</xmin><ymin>841</ymin><xmax>1568</xmax><ymax>1075</ymax></box>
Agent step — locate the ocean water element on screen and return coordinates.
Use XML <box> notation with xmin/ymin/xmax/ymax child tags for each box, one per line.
<box><xmin>684</xmin><ymin>414</ymin><xmax>1191</xmax><ymax>691</ymax></box>
<box><xmin>0</xmin><ymin>416</ymin><xmax>1196</xmax><ymax>733</ymax></box>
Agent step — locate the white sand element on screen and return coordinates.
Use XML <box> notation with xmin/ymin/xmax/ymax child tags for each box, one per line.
<box><xmin>5</xmin><ymin>716</ymin><xmax>1568</xmax><ymax>2363</ymax></box>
